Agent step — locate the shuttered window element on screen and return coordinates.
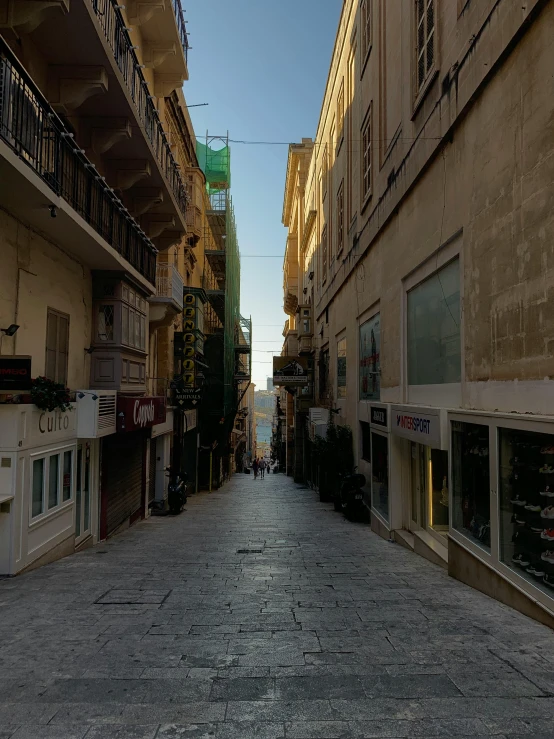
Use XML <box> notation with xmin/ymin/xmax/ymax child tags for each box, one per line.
<box><xmin>45</xmin><ymin>309</ymin><xmax>69</xmax><ymax>385</ymax></box>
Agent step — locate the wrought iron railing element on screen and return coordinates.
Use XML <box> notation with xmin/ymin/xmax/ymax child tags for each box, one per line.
<box><xmin>90</xmin><ymin>0</ymin><xmax>188</xmax><ymax>216</ymax></box>
<box><xmin>154</xmin><ymin>262</ymin><xmax>184</xmax><ymax>310</ymax></box>
<box><xmin>0</xmin><ymin>39</ymin><xmax>157</xmax><ymax>284</ymax></box>
<box><xmin>171</xmin><ymin>0</ymin><xmax>189</xmax><ymax>62</ymax></box>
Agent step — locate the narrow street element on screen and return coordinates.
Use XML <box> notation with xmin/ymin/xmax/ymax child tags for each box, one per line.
<box><xmin>1</xmin><ymin>474</ymin><xmax>554</xmax><ymax>739</ymax></box>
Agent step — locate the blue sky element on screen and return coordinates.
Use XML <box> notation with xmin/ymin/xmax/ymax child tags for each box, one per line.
<box><xmin>183</xmin><ymin>0</ymin><xmax>342</xmax><ymax>389</ymax></box>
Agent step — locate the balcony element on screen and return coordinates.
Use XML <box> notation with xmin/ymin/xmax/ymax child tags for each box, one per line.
<box><xmin>0</xmin><ymin>40</ymin><xmax>156</xmax><ymax>289</ymax></box>
<box><xmin>149</xmin><ymin>262</ymin><xmax>184</xmax><ymax>327</ymax></box>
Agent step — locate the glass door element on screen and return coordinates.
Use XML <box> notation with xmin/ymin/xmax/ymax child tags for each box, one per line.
<box><xmin>75</xmin><ymin>443</ymin><xmax>91</xmax><ymax>542</ymax></box>
<box><xmin>410</xmin><ymin>443</ymin><xmax>426</xmax><ymax>531</ymax></box>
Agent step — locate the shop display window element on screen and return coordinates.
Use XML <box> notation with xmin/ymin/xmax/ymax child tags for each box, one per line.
<box><xmin>371</xmin><ymin>432</ymin><xmax>389</xmax><ymax>521</ymax></box>
<box><xmin>499</xmin><ymin>427</ymin><xmax>554</xmax><ymax>596</ymax></box>
<box><xmin>429</xmin><ymin>449</ymin><xmax>449</xmax><ymax>535</ymax></box>
<box><xmin>452</xmin><ymin>421</ymin><xmax>491</xmax><ymax>549</ymax></box>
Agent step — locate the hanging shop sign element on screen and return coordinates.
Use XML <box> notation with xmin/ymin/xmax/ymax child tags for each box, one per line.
<box><xmin>273</xmin><ymin>356</ymin><xmax>309</xmax><ymax>385</ymax></box>
<box><xmin>0</xmin><ymin>356</ymin><xmax>32</xmax><ymax>391</ymax></box>
<box><xmin>117</xmin><ymin>396</ymin><xmax>166</xmax><ymax>433</ymax></box>
<box><xmin>391</xmin><ymin>405</ymin><xmax>447</xmax><ymax>449</ymax></box>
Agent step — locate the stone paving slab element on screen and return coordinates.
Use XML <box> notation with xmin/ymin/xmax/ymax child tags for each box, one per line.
<box><xmin>1</xmin><ymin>472</ymin><xmax>554</xmax><ymax>737</ymax></box>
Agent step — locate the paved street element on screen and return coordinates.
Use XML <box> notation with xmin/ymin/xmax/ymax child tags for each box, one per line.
<box><xmin>1</xmin><ymin>473</ymin><xmax>554</xmax><ymax>738</ymax></box>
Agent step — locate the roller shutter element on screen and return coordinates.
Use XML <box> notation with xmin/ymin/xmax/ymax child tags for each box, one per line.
<box><xmin>148</xmin><ymin>437</ymin><xmax>156</xmax><ymax>504</ymax></box>
<box><xmin>102</xmin><ymin>431</ymin><xmax>144</xmax><ymax>537</ymax></box>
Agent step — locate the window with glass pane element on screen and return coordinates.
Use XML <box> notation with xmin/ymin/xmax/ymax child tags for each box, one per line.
<box><xmin>122</xmin><ymin>304</ymin><xmax>129</xmax><ymax>345</ymax></box>
<box><xmin>362</xmin><ymin>111</ymin><xmax>372</xmax><ymax>199</ymax></box>
<box><xmin>32</xmin><ymin>458</ymin><xmax>44</xmax><ymax>518</ymax></box>
<box><xmin>371</xmin><ymin>432</ymin><xmax>389</xmax><ymax>521</ymax></box>
<box><xmin>135</xmin><ymin>311</ymin><xmax>141</xmax><ymax>348</ymax></box>
<box><xmin>62</xmin><ymin>450</ymin><xmax>72</xmax><ymax>502</ymax></box>
<box><xmin>407</xmin><ymin>259</ymin><xmax>461</xmax><ymax>385</ymax></box>
<box><xmin>98</xmin><ymin>305</ymin><xmax>114</xmax><ymax>341</ymax></box>
<box><xmin>452</xmin><ymin>421</ymin><xmax>490</xmax><ymax>549</ymax></box>
<box><xmin>337</xmin><ymin>337</ymin><xmax>347</xmax><ymax>399</ymax></box>
<box><xmin>361</xmin><ymin>0</ymin><xmax>371</xmax><ymax>59</ymax></box>
<box><xmin>337</xmin><ymin>81</ymin><xmax>344</xmax><ymax>141</ymax></box>
<box><xmin>337</xmin><ymin>181</ymin><xmax>344</xmax><ymax>253</ymax></box>
<box><xmin>321</xmin><ymin>226</ymin><xmax>328</xmax><ymax>284</ymax></box>
<box><xmin>416</xmin><ymin>0</ymin><xmax>435</xmax><ymax>92</ymax></box>
<box><xmin>48</xmin><ymin>454</ymin><xmax>60</xmax><ymax>509</ymax></box>
<box><xmin>499</xmin><ymin>427</ymin><xmax>554</xmax><ymax>596</ymax></box>
<box><xmin>322</xmin><ymin>145</ymin><xmax>328</xmax><ymax>198</ymax></box>
<box><xmin>360</xmin><ymin>421</ymin><xmax>371</xmax><ymax>462</ymax></box>
<box><xmin>360</xmin><ymin>313</ymin><xmax>380</xmax><ymax>400</ymax></box>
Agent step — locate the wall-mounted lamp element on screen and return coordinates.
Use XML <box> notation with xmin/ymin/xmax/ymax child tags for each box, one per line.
<box><xmin>1</xmin><ymin>324</ymin><xmax>19</xmax><ymax>337</ymax></box>
<box><xmin>77</xmin><ymin>391</ymin><xmax>99</xmax><ymax>401</ymax></box>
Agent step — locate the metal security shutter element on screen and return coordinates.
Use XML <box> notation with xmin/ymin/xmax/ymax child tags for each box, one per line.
<box><xmin>148</xmin><ymin>437</ymin><xmax>156</xmax><ymax>504</ymax></box>
<box><xmin>103</xmin><ymin>432</ymin><xmax>143</xmax><ymax>536</ymax></box>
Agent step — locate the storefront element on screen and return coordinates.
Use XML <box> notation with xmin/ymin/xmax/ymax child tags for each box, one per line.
<box><xmin>391</xmin><ymin>404</ymin><xmax>449</xmax><ymax>564</ymax></box>
<box><xmin>449</xmin><ymin>410</ymin><xmax>554</xmax><ymax>622</ymax></box>
<box><xmin>100</xmin><ymin>396</ymin><xmax>165</xmax><ymax>538</ymax></box>
<box><xmin>0</xmin><ymin>404</ymin><xmax>80</xmax><ymax>574</ymax></box>
<box><xmin>359</xmin><ymin>403</ymin><xmax>397</xmax><ymax>535</ymax></box>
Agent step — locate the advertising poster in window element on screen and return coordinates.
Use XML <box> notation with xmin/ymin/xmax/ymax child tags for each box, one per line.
<box><xmin>360</xmin><ymin>314</ymin><xmax>380</xmax><ymax>400</ymax></box>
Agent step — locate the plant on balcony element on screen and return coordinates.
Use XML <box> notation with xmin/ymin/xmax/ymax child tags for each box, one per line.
<box><xmin>30</xmin><ymin>377</ymin><xmax>72</xmax><ymax>413</ymax></box>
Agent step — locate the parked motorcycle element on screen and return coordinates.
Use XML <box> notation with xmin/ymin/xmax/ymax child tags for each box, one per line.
<box><xmin>337</xmin><ymin>473</ymin><xmax>368</xmax><ymax>521</ymax></box>
<box><xmin>166</xmin><ymin>468</ymin><xmax>188</xmax><ymax>515</ymax></box>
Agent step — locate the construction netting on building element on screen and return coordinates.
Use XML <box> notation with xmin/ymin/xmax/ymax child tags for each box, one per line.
<box><xmin>196</xmin><ymin>141</ymin><xmax>231</xmax><ymax>194</ymax></box>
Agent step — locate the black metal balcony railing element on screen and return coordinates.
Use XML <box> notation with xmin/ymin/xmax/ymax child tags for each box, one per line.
<box><xmin>90</xmin><ymin>0</ymin><xmax>188</xmax><ymax>216</ymax></box>
<box><xmin>172</xmin><ymin>0</ymin><xmax>189</xmax><ymax>61</ymax></box>
<box><xmin>0</xmin><ymin>39</ymin><xmax>157</xmax><ymax>284</ymax></box>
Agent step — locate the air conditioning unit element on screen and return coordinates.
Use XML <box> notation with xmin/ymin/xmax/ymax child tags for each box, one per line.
<box><xmin>76</xmin><ymin>390</ymin><xmax>117</xmax><ymax>438</ymax></box>
<box><xmin>308</xmin><ymin>407</ymin><xmax>329</xmax><ymax>441</ymax></box>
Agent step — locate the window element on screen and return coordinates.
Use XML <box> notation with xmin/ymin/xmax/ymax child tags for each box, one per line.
<box><xmin>361</xmin><ymin>0</ymin><xmax>372</xmax><ymax>60</ymax></box>
<box><xmin>31</xmin><ymin>449</ymin><xmax>73</xmax><ymax>520</ymax></box>
<box><xmin>407</xmin><ymin>259</ymin><xmax>461</xmax><ymax>385</ymax></box>
<box><xmin>32</xmin><ymin>458</ymin><xmax>45</xmax><ymax>518</ymax></box>
<box><xmin>371</xmin><ymin>432</ymin><xmax>389</xmax><ymax>521</ymax></box>
<box><xmin>97</xmin><ymin>305</ymin><xmax>115</xmax><ymax>342</ymax></box>
<box><xmin>362</xmin><ymin>108</ymin><xmax>372</xmax><ymax>201</ymax></box>
<box><xmin>337</xmin><ymin>181</ymin><xmax>344</xmax><ymax>254</ymax></box>
<box><xmin>361</xmin><ymin>421</ymin><xmax>371</xmax><ymax>462</ymax></box>
<box><xmin>360</xmin><ymin>313</ymin><xmax>380</xmax><ymax>400</ymax></box>
<box><xmin>319</xmin><ymin>348</ymin><xmax>330</xmax><ymax>400</ymax></box>
<box><xmin>337</xmin><ymin>80</ymin><xmax>345</xmax><ymax>144</ymax></box>
<box><xmin>45</xmin><ymin>309</ymin><xmax>69</xmax><ymax>386</ymax></box>
<box><xmin>321</xmin><ymin>225</ymin><xmax>328</xmax><ymax>284</ymax></box>
<box><xmin>337</xmin><ymin>337</ymin><xmax>347</xmax><ymax>399</ymax></box>
<box><xmin>416</xmin><ymin>0</ymin><xmax>436</xmax><ymax>92</ymax></box>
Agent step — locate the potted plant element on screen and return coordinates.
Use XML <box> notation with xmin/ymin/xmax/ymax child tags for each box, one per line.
<box><xmin>30</xmin><ymin>376</ymin><xmax>72</xmax><ymax>413</ymax></box>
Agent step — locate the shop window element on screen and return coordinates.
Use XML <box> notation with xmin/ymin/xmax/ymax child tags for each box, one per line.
<box><xmin>452</xmin><ymin>421</ymin><xmax>490</xmax><ymax>549</ymax></box>
<box><xmin>31</xmin><ymin>449</ymin><xmax>73</xmax><ymax>520</ymax></box>
<box><xmin>499</xmin><ymin>427</ymin><xmax>554</xmax><ymax>595</ymax></box>
<box><xmin>48</xmin><ymin>453</ymin><xmax>60</xmax><ymax>509</ymax></box>
<box><xmin>371</xmin><ymin>432</ymin><xmax>389</xmax><ymax>521</ymax></box>
<box><xmin>45</xmin><ymin>308</ymin><xmax>69</xmax><ymax>386</ymax></box>
<box><xmin>337</xmin><ymin>337</ymin><xmax>347</xmax><ymax>399</ymax></box>
<box><xmin>32</xmin><ymin>458</ymin><xmax>45</xmax><ymax>518</ymax></box>
<box><xmin>407</xmin><ymin>258</ymin><xmax>460</xmax><ymax>385</ymax></box>
<box><xmin>360</xmin><ymin>422</ymin><xmax>371</xmax><ymax>462</ymax></box>
<box><xmin>360</xmin><ymin>313</ymin><xmax>380</xmax><ymax>400</ymax></box>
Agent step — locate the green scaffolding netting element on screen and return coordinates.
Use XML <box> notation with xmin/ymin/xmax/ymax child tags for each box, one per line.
<box><xmin>196</xmin><ymin>141</ymin><xmax>231</xmax><ymax>194</ymax></box>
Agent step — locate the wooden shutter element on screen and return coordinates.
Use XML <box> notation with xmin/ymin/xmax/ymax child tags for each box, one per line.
<box><xmin>45</xmin><ymin>309</ymin><xmax>69</xmax><ymax>385</ymax></box>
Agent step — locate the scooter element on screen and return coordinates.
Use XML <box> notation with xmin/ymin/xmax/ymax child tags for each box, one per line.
<box><xmin>166</xmin><ymin>468</ymin><xmax>188</xmax><ymax>515</ymax></box>
<box><xmin>339</xmin><ymin>473</ymin><xmax>368</xmax><ymax>521</ymax></box>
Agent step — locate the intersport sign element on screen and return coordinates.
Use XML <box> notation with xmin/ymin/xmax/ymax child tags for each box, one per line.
<box><xmin>117</xmin><ymin>396</ymin><xmax>166</xmax><ymax>432</ymax></box>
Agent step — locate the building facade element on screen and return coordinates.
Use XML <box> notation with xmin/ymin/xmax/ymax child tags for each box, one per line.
<box><xmin>0</xmin><ymin>0</ymin><xmax>249</xmax><ymax>574</ymax></box>
<box><xmin>280</xmin><ymin>0</ymin><xmax>554</xmax><ymax>625</ymax></box>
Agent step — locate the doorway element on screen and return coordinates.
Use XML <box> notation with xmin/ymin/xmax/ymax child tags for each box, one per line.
<box><xmin>75</xmin><ymin>443</ymin><xmax>91</xmax><ymax>543</ymax></box>
<box><xmin>409</xmin><ymin>442</ymin><xmax>449</xmax><ymax>542</ymax></box>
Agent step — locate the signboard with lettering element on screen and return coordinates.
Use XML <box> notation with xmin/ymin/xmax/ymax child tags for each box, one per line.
<box><xmin>0</xmin><ymin>356</ymin><xmax>32</xmax><ymax>391</ymax></box>
<box><xmin>273</xmin><ymin>356</ymin><xmax>309</xmax><ymax>385</ymax></box>
<box><xmin>370</xmin><ymin>406</ymin><xmax>388</xmax><ymax>428</ymax></box>
<box><xmin>117</xmin><ymin>396</ymin><xmax>166</xmax><ymax>433</ymax></box>
<box><xmin>391</xmin><ymin>405</ymin><xmax>444</xmax><ymax>448</ymax></box>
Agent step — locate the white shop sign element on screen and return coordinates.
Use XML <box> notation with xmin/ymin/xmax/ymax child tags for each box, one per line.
<box><xmin>391</xmin><ymin>405</ymin><xmax>447</xmax><ymax>449</ymax></box>
<box><xmin>0</xmin><ymin>405</ymin><xmax>76</xmax><ymax>452</ymax></box>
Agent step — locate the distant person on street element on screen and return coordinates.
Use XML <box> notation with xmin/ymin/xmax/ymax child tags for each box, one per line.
<box><xmin>252</xmin><ymin>458</ymin><xmax>259</xmax><ymax>479</ymax></box>
<box><xmin>259</xmin><ymin>458</ymin><xmax>266</xmax><ymax>479</ymax></box>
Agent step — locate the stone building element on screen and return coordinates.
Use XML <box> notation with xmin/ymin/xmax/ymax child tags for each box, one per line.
<box><xmin>281</xmin><ymin>0</ymin><xmax>554</xmax><ymax>624</ymax></box>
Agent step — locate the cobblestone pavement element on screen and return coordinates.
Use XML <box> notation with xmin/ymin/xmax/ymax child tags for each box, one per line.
<box><xmin>1</xmin><ymin>473</ymin><xmax>554</xmax><ymax>738</ymax></box>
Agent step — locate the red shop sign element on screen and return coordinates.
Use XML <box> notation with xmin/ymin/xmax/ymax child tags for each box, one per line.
<box><xmin>117</xmin><ymin>396</ymin><xmax>166</xmax><ymax>433</ymax></box>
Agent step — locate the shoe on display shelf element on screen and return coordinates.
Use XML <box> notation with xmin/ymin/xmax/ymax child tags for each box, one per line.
<box><xmin>530</xmin><ymin>525</ymin><xmax>544</xmax><ymax>533</ymax></box>
<box><xmin>510</xmin><ymin>495</ymin><xmax>527</xmax><ymax>506</ymax></box>
<box><xmin>540</xmin><ymin>486</ymin><xmax>554</xmax><ymax>497</ymax></box>
<box><xmin>512</xmin><ymin>553</ymin><xmax>530</xmax><ymax>567</ymax></box>
<box><xmin>539</xmin><ymin>465</ymin><xmax>554</xmax><ymax>474</ymax></box>
<box><xmin>543</xmin><ymin>574</ymin><xmax>554</xmax><ymax>589</ymax></box>
<box><xmin>540</xmin><ymin>506</ymin><xmax>554</xmax><ymax>519</ymax></box>
<box><xmin>525</xmin><ymin>504</ymin><xmax>542</xmax><ymax>512</ymax></box>
<box><xmin>526</xmin><ymin>565</ymin><xmax>545</xmax><ymax>577</ymax></box>
<box><xmin>540</xmin><ymin>529</ymin><xmax>554</xmax><ymax>541</ymax></box>
<box><xmin>540</xmin><ymin>446</ymin><xmax>554</xmax><ymax>455</ymax></box>
<box><xmin>540</xmin><ymin>551</ymin><xmax>554</xmax><ymax>564</ymax></box>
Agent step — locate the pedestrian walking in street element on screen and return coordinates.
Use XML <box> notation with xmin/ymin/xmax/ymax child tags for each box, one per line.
<box><xmin>252</xmin><ymin>458</ymin><xmax>259</xmax><ymax>479</ymax></box>
<box><xmin>259</xmin><ymin>458</ymin><xmax>266</xmax><ymax>479</ymax></box>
